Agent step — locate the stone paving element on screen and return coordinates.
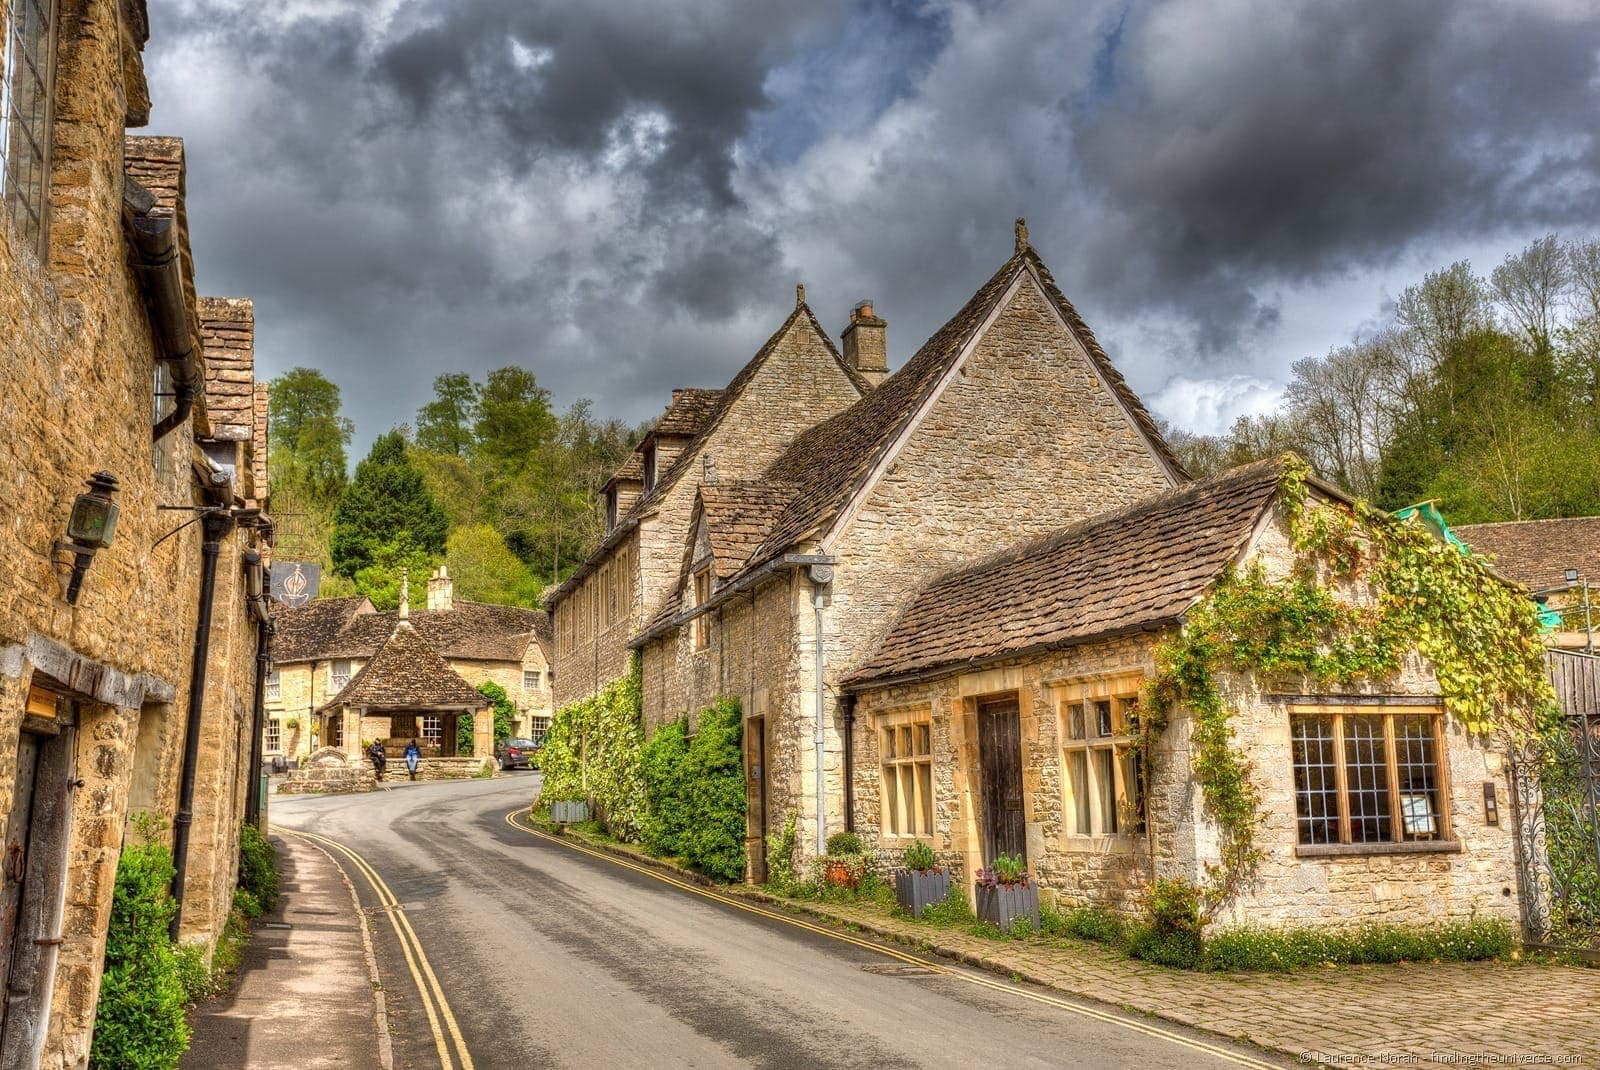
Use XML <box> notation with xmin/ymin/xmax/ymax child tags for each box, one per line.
<box><xmin>562</xmin><ymin>828</ymin><xmax>1600</xmax><ymax>1064</ymax></box>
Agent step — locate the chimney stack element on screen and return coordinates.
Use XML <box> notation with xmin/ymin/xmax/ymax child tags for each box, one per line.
<box><xmin>841</xmin><ymin>300</ymin><xmax>887</xmax><ymax>388</ymax></box>
<box><xmin>427</xmin><ymin>565</ymin><xmax>454</xmax><ymax>612</ymax></box>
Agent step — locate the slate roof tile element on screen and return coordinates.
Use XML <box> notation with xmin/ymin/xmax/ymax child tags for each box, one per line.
<box><xmin>272</xmin><ymin>598</ymin><xmax>544</xmax><ymax>664</ymax></box>
<box><xmin>318</xmin><ymin>620</ymin><xmax>487</xmax><ymax>712</ymax></box>
<box><xmin>1456</xmin><ymin>517</ymin><xmax>1600</xmax><ymax>593</ymax></box>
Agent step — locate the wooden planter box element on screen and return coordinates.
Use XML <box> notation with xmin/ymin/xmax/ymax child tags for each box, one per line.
<box><xmin>549</xmin><ymin>799</ymin><xmax>590</xmax><ymax>824</ymax></box>
<box><xmin>894</xmin><ymin>869</ymin><xmax>951</xmax><ymax>918</ymax></box>
<box><xmin>975</xmin><ymin>881</ymin><xmax>1039</xmax><ymax>931</ymax></box>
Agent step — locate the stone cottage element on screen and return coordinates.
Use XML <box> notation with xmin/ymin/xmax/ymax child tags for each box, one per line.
<box><xmin>842</xmin><ymin>458</ymin><xmax>1521</xmax><ymax>929</ymax></box>
<box><xmin>1457</xmin><ymin>517</ymin><xmax>1600</xmax><ymax>651</ymax></box>
<box><xmin>0</xmin><ymin>3</ymin><xmax>273</xmax><ymax>1063</ymax></box>
<box><xmin>266</xmin><ymin>566</ymin><xmax>552</xmax><ymax>770</ymax></box>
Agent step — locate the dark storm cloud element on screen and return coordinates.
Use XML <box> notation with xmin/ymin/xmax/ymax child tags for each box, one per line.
<box><xmin>142</xmin><ymin>0</ymin><xmax>1600</xmax><ymax>450</ymax></box>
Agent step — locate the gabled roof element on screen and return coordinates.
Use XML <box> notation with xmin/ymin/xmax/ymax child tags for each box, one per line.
<box><xmin>271</xmin><ymin>597</ymin><xmax>542</xmax><ymax>665</ymax></box>
<box><xmin>549</xmin><ymin>300</ymin><xmax>863</xmax><ymax>607</ymax></box>
<box><xmin>270</xmin><ymin>597</ymin><xmax>374</xmax><ymax>662</ymax></box>
<box><xmin>732</xmin><ymin>244</ymin><xmax>1186</xmax><ymax>581</ymax></box>
<box><xmin>654</xmin><ymin>389</ymin><xmax>725</xmax><ymax>438</ymax></box>
<box><xmin>696</xmin><ymin>482</ymin><xmax>797</xmax><ymax>581</ymax></box>
<box><xmin>318</xmin><ymin>620</ymin><xmax>488</xmax><ymax>712</ymax></box>
<box><xmin>844</xmin><ymin>457</ymin><xmax>1285</xmax><ymax>687</ymax></box>
<box><xmin>1456</xmin><ymin>517</ymin><xmax>1600</xmax><ymax>594</ymax></box>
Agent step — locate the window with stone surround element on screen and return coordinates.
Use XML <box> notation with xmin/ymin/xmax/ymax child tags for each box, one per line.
<box><xmin>1</xmin><ymin>0</ymin><xmax>59</xmax><ymax>258</ymax></box>
<box><xmin>690</xmin><ymin>566</ymin><xmax>711</xmax><ymax>650</ymax></box>
<box><xmin>1290</xmin><ymin>705</ymin><xmax>1448</xmax><ymax>849</ymax></box>
<box><xmin>421</xmin><ymin>714</ymin><xmax>442</xmax><ymax>744</ymax></box>
<box><xmin>265</xmin><ymin>667</ymin><xmax>280</xmax><ymax>702</ymax></box>
<box><xmin>1057</xmin><ymin>674</ymin><xmax>1144</xmax><ymax>840</ymax></box>
<box><xmin>879</xmin><ymin>709</ymin><xmax>934</xmax><ymax>838</ymax></box>
<box><xmin>522</xmin><ymin>668</ymin><xmax>540</xmax><ymax>692</ymax></box>
<box><xmin>528</xmin><ymin>714</ymin><xmax>551</xmax><ymax>746</ymax></box>
<box><xmin>331</xmin><ymin>659</ymin><xmax>352</xmax><ymax>692</ymax></box>
<box><xmin>265</xmin><ymin>718</ymin><xmax>281</xmax><ymax>753</ymax></box>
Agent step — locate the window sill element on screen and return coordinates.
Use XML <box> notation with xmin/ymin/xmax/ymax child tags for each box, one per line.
<box><xmin>1294</xmin><ymin>839</ymin><xmax>1461</xmax><ymax>859</ymax></box>
<box><xmin>1059</xmin><ymin>834</ymin><xmax>1142</xmax><ymax>854</ymax></box>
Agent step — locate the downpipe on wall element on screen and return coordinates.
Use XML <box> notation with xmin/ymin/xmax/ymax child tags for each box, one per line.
<box><xmin>243</xmin><ymin>554</ymin><xmax>272</xmax><ymax>828</ymax></box>
<box><xmin>809</xmin><ymin>563</ymin><xmax>834</xmax><ymax>856</ymax></box>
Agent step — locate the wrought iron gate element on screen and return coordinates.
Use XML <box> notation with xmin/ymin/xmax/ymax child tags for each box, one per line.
<box><xmin>1509</xmin><ymin>652</ymin><xmax>1600</xmax><ymax>954</ymax></box>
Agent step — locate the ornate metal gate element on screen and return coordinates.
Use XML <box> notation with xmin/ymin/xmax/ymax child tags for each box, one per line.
<box><xmin>1509</xmin><ymin>652</ymin><xmax>1600</xmax><ymax>953</ymax></box>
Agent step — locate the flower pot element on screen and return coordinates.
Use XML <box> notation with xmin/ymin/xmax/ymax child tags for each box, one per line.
<box><xmin>825</xmin><ymin>859</ymin><xmax>859</xmax><ymax>888</ymax></box>
<box><xmin>894</xmin><ymin>868</ymin><xmax>950</xmax><ymax>918</ymax></box>
<box><xmin>975</xmin><ymin>880</ymin><xmax>1039</xmax><ymax>931</ymax></box>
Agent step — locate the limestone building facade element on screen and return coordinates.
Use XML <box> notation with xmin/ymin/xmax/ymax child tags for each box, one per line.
<box><xmin>266</xmin><ymin>567</ymin><xmax>552</xmax><ymax>768</ymax></box>
<box><xmin>0</xmin><ymin>3</ymin><xmax>272</xmax><ymax>1063</ymax></box>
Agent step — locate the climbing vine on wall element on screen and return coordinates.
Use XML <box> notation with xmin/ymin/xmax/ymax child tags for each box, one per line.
<box><xmin>539</xmin><ymin>655</ymin><xmax>648</xmax><ymax>840</ymax></box>
<box><xmin>1137</xmin><ymin>455</ymin><xmax>1559</xmax><ymax>920</ymax></box>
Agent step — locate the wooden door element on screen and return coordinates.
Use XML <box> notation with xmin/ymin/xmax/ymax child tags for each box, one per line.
<box><xmin>0</xmin><ymin>734</ymin><xmax>41</xmax><ymax>1004</ymax></box>
<box><xmin>745</xmin><ymin>717</ymin><xmax>767</xmax><ymax>883</ymax></box>
<box><xmin>977</xmin><ymin>695</ymin><xmax>1026</xmax><ymax>865</ymax></box>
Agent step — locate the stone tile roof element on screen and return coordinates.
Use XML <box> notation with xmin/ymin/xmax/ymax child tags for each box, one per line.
<box><xmin>737</xmin><ymin>246</ymin><xmax>1186</xmax><ymax>580</ymax></box>
<box><xmin>198</xmin><ymin>297</ymin><xmax>255</xmax><ymax>442</ymax></box>
<box><xmin>252</xmin><ymin>382</ymin><xmax>270</xmax><ymax>503</ymax></box>
<box><xmin>698</xmin><ymin>482</ymin><xmax>796</xmax><ymax>581</ymax></box>
<box><xmin>271</xmin><ymin>598</ymin><xmax>544</xmax><ymax>665</ymax></box>
<box><xmin>551</xmin><ymin>301</ymin><xmax>862</xmax><ymax>606</ymax></box>
<box><xmin>844</xmin><ymin>457</ymin><xmax>1285</xmax><ymax>686</ymax></box>
<box><xmin>319</xmin><ymin>620</ymin><xmax>487</xmax><ymax>712</ymax></box>
<box><xmin>655</xmin><ymin>389</ymin><xmax>725</xmax><ymax>438</ymax></box>
<box><xmin>270</xmin><ymin>597</ymin><xmax>373</xmax><ymax>663</ymax></box>
<box><xmin>1456</xmin><ymin>517</ymin><xmax>1600</xmax><ymax>594</ymax></box>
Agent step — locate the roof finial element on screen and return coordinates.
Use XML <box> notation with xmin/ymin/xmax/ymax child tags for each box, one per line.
<box><xmin>1014</xmin><ymin>217</ymin><xmax>1029</xmax><ymax>254</ymax></box>
<box><xmin>399</xmin><ymin>568</ymin><xmax>410</xmax><ymax>620</ymax></box>
<box><xmin>796</xmin><ymin>282</ymin><xmax>806</xmax><ymax>308</ymax></box>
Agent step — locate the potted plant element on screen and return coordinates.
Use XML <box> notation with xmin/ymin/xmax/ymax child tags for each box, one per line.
<box><xmin>284</xmin><ymin>716</ymin><xmax>300</xmax><ymax>731</ymax></box>
<box><xmin>894</xmin><ymin>840</ymin><xmax>950</xmax><ymax>918</ymax></box>
<box><xmin>822</xmin><ymin>831</ymin><xmax>865</xmax><ymax>888</ymax></box>
<box><xmin>974</xmin><ymin>854</ymin><xmax>1038</xmax><ymax>931</ymax></box>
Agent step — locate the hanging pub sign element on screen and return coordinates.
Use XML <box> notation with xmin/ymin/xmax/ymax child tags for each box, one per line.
<box><xmin>270</xmin><ymin>562</ymin><xmax>321</xmax><ymax>607</ymax></box>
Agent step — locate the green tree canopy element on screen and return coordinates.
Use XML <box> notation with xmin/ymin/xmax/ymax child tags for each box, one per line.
<box><xmin>416</xmin><ymin>372</ymin><xmax>479</xmax><ymax>457</ymax></box>
<box><xmin>445</xmin><ymin>523</ymin><xmax>541</xmax><ymax>607</ymax></box>
<box><xmin>330</xmin><ymin>430</ymin><xmax>449</xmax><ymax>577</ymax></box>
<box><xmin>474</xmin><ymin>366</ymin><xmax>558</xmax><ymax>472</ymax></box>
<box><xmin>268</xmin><ymin>367</ymin><xmax>353</xmax><ymax>503</ymax></box>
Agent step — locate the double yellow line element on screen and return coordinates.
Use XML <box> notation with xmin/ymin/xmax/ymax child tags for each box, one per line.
<box><xmin>275</xmin><ymin>826</ymin><xmax>474</xmax><ymax>1070</ymax></box>
<box><xmin>504</xmin><ymin>808</ymin><xmax>1284</xmax><ymax>1070</ymax></box>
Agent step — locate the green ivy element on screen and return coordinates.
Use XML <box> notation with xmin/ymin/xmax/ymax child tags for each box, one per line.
<box><xmin>1138</xmin><ymin>455</ymin><xmax>1560</xmax><ymax>919</ymax></box>
<box><xmin>674</xmin><ymin>697</ymin><xmax>747</xmax><ymax>881</ymax></box>
<box><xmin>639</xmin><ymin>717</ymin><xmax>691</xmax><ymax>857</ymax></box>
<box><xmin>539</xmin><ymin>657</ymin><xmax>648</xmax><ymax>839</ymax></box>
<box><xmin>475</xmin><ymin>681</ymin><xmax>517</xmax><ymax>746</ymax></box>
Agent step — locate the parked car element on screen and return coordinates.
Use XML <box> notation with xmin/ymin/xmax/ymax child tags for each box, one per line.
<box><xmin>497</xmin><ymin>737</ymin><xmax>540</xmax><ymax>771</ymax></box>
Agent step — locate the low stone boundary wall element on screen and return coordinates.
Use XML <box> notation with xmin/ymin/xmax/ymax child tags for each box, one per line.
<box><xmin>390</xmin><ymin>756</ymin><xmax>495</xmax><ymax>782</ymax></box>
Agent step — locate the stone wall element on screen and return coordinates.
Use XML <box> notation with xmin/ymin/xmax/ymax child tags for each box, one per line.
<box><xmin>553</xmin><ymin>310</ymin><xmax>862</xmax><ymax>709</ymax></box>
<box><xmin>0</xmin><ymin>3</ymin><xmax>267</xmax><ymax>1063</ymax></box>
<box><xmin>848</xmin><ymin>507</ymin><xmax>1521</xmax><ymax>930</ymax></box>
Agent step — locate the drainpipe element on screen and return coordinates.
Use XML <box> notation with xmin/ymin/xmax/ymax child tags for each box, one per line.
<box><xmin>841</xmin><ymin>693</ymin><xmax>856</xmax><ymax>833</ymax></box>
<box><xmin>170</xmin><ymin>507</ymin><xmax>236</xmax><ymax>939</ymax></box>
<box><xmin>124</xmin><ymin>180</ymin><xmax>200</xmax><ymax>442</ymax></box>
<box><xmin>243</xmin><ymin>555</ymin><xmax>271</xmax><ymax>828</ymax></box>
<box><xmin>808</xmin><ymin>563</ymin><xmax>833</xmax><ymax>855</ymax></box>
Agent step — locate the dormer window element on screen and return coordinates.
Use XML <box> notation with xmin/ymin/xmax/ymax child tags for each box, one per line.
<box><xmin>1</xmin><ymin>0</ymin><xmax>60</xmax><ymax>258</ymax></box>
<box><xmin>643</xmin><ymin>444</ymin><xmax>658</xmax><ymax>491</ymax></box>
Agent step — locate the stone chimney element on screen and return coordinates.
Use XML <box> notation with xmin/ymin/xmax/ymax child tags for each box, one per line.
<box><xmin>841</xmin><ymin>300</ymin><xmax>888</xmax><ymax>388</ymax></box>
<box><xmin>427</xmin><ymin>565</ymin><xmax>454</xmax><ymax>612</ymax></box>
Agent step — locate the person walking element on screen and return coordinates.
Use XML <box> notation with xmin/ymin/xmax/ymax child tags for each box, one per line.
<box><xmin>404</xmin><ymin>739</ymin><xmax>421</xmax><ymax>781</ymax></box>
<box><xmin>367</xmin><ymin>739</ymin><xmax>387</xmax><ymax>782</ymax></box>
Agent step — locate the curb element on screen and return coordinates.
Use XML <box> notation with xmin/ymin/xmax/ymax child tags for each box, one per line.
<box><xmin>542</xmin><ymin>824</ymin><xmax>1230</xmax><ymax>1052</ymax></box>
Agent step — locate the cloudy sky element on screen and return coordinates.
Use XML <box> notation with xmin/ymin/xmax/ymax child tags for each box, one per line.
<box><xmin>145</xmin><ymin>0</ymin><xmax>1600</xmax><ymax>455</ymax></box>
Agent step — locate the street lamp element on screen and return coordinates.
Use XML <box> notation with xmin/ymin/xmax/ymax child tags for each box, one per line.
<box><xmin>59</xmin><ymin>471</ymin><xmax>120</xmax><ymax>605</ymax></box>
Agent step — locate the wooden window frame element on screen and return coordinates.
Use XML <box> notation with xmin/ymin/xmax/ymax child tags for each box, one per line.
<box><xmin>421</xmin><ymin>714</ymin><xmax>442</xmax><ymax>744</ymax></box>
<box><xmin>330</xmin><ymin>659</ymin><xmax>351</xmax><ymax>692</ymax></box>
<box><xmin>1</xmin><ymin>0</ymin><xmax>61</xmax><ymax>259</ymax></box>
<box><xmin>265</xmin><ymin>667</ymin><xmax>280</xmax><ymax>702</ymax></box>
<box><xmin>877</xmin><ymin>707</ymin><xmax>934</xmax><ymax>840</ymax></box>
<box><xmin>522</xmin><ymin>668</ymin><xmax>539</xmax><ymax>692</ymax></box>
<box><xmin>265</xmin><ymin>718</ymin><xmax>281</xmax><ymax>753</ymax></box>
<box><xmin>1053</xmin><ymin>673</ymin><xmax>1145</xmax><ymax>845</ymax></box>
<box><xmin>690</xmin><ymin>565</ymin><xmax>712</xmax><ymax>651</ymax></box>
<box><xmin>1289</xmin><ymin>702</ymin><xmax>1453</xmax><ymax>856</ymax></box>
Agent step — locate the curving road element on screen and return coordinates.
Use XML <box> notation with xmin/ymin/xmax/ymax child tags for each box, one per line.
<box><xmin>270</xmin><ymin>774</ymin><xmax>1282</xmax><ymax>1070</ymax></box>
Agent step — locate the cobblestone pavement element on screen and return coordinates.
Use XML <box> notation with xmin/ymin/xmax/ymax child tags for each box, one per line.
<box><xmin>570</xmin><ymin>830</ymin><xmax>1600</xmax><ymax>1064</ymax></box>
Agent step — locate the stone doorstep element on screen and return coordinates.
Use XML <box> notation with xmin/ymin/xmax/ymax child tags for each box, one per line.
<box><xmin>546</xmin><ymin>826</ymin><xmax>1598</xmax><ymax>1062</ymax></box>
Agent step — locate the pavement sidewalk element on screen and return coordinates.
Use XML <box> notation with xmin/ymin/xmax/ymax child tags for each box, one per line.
<box><xmin>552</xmin><ymin>824</ymin><xmax>1600</xmax><ymax>1064</ymax></box>
<box><xmin>183</xmin><ymin>833</ymin><xmax>391</xmax><ymax>1070</ymax></box>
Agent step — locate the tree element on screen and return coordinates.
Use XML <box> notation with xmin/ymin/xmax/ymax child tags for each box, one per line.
<box><xmin>1394</xmin><ymin>262</ymin><xmax>1494</xmax><ymax>369</ymax></box>
<box><xmin>474</xmin><ymin>366</ymin><xmax>558</xmax><ymax>473</ymax></box>
<box><xmin>445</xmin><ymin>524</ymin><xmax>541</xmax><ymax>607</ymax></box>
<box><xmin>416</xmin><ymin>372</ymin><xmax>479</xmax><ymax>457</ymax></box>
<box><xmin>351</xmin><ymin>540</ymin><xmax>440</xmax><ymax>610</ymax></box>
<box><xmin>476</xmin><ymin>681</ymin><xmax>516</xmax><ymax>746</ymax></box>
<box><xmin>267</xmin><ymin>367</ymin><xmax>353</xmax><ymax>502</ymax></box>
<box><xmin>1491</xmin><ymin>235</ymin><xmax>1568</xmax><ymax>355</ymax></box>
<box><xmin>330</xmin><ymin>430</ymin><xmax>449</xmax><ymax>577</ymax></box>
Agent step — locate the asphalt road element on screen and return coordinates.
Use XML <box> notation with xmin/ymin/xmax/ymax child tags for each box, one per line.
<box><xmin>271</xmin><ymin>774</ymin><xmax>1283</xmax><ymax>1070</ymax></box>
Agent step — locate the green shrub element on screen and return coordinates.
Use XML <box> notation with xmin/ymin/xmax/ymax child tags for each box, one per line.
<box><xmin>1202</xmin><ymin>918</ymin><xmax>1515</xmax><ymax>972</ymax></box>
<box><xmin>91</xmin><ymin>833</ymin><xmax>191</xmax><ymax>1069</ymax></box>
<box><xmin>237</xmin><ymin>823</ymin><xmax>279</xmax><ymax>913</ymax></box>
<box><xmin>1126</xmin><ymin>878</ymin><xmax>1204</xmax><ymax>968</ymax></box>
<box><xmin>1125</xmin><ymin>922</ymin><xmax>1203</xmax><ymax>969</ymax></box>
<box><xmin>233</xmin><ymin>888</ymin><xmax>262</xmax><ymax>920</ymax></box>
<box><xmin>1041</xmin><ymin>903</ymin><xmax>1126</xmax><ymax>945</ymax></box>
<box><xmin>640</xmin><ymin>718</ymin><xmax>691</xmax><ymax>857</ymax></box>
<box><xmin>174</xmin><ymin>944</ymin><xmax>213</xmax><ymax>1004</ymax></box>
<box><xmin>679</xmin><ymin>698</ymin><xmax>747</xmax><ymax>881</ymax></box>
<box><xmin>902</xmin><ymin>840</ymin><xmax>938</xmax><ymax>872</ymax></box>
<box><xmin>476</xmin><ymin>680</ymin><xmax>517</xmax><ymax>745</ymax></box>
<box><xmin>912</xmin><ymin>886</ymin><xmax>976</xmax><ymax>927</ymax></box>
<box><xmin>825</xmin><ymin>831</ymin><xmax>864</xmax><ymax>855</ymax></box>
<box><xmin>540</xmin><ymin>658</ymin><xmax>648</xmax><ymax>838</ymax></box>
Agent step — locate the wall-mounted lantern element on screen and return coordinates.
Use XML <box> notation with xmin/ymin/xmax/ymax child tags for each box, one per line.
<box><xmin>59</xmin><ymin>471</ymin><xmax>120</xmax><ymax>605</ymax></box>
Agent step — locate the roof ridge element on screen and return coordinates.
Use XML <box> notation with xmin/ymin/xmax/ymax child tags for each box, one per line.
<box><xmin>1456</xmin><ymin>516</ymin><xmax>1600</xmax><ymax>530</ymax></box>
